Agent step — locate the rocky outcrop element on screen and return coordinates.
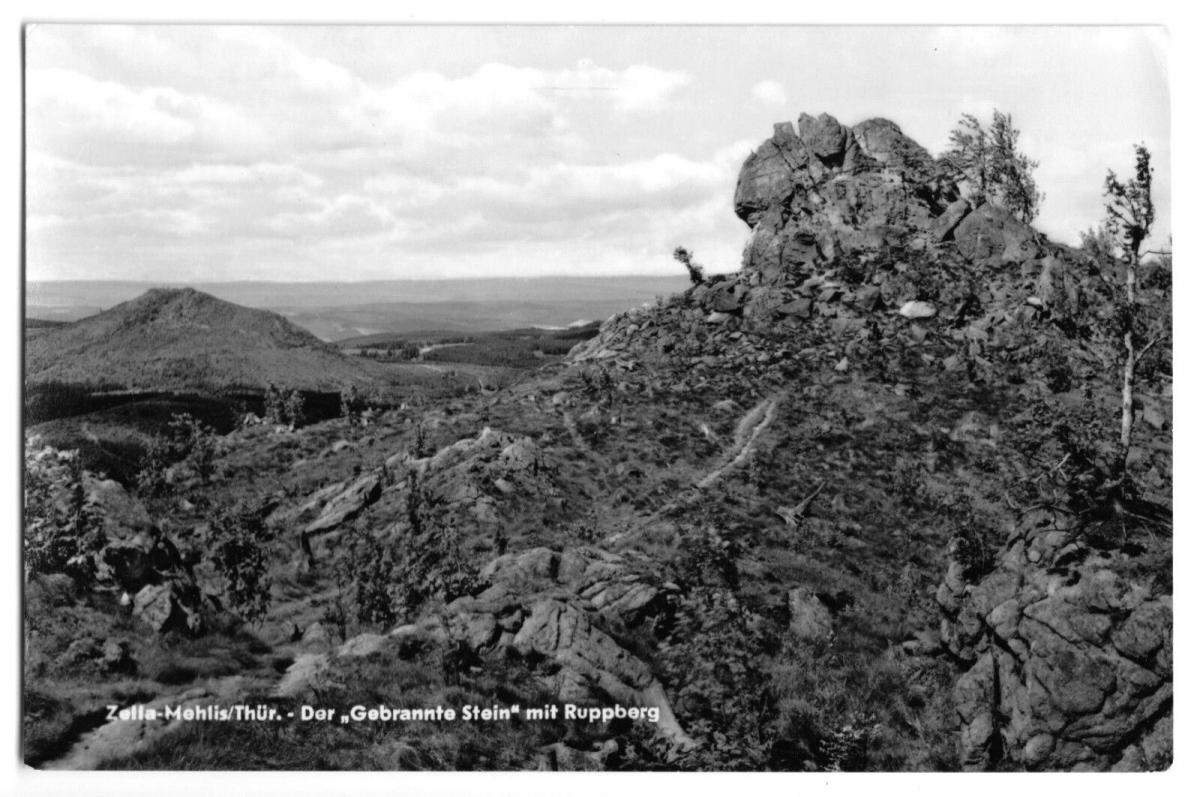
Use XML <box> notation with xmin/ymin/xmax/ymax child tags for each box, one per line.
<box><xmin>478</xmin><ymin>546</ymin><xmax>674</xmax><ymax>628</ymax></box>
<box><xmin>732</xmin><ymin>112</ymin><xmax>1051</xmax><ymax>288</ymax></box>
<box><xmin>302</xmin><ymin>468</ymin><xmax>385</xmax><ymax>536</ymax></box>
<box><xmin>440</xmin><ymin>546</ymin><xmax>693</xmax><ymax>748</ymax></box>
<box><xmin>938</xmin><ymin>510</ymin><xmax>1172</xmax><ymax>771</ymax></box>
<box><xmin>272</xmin><ymin>542</ymin><xmax>694</xmax><ymax>749</ymax></box>
<box><xmin>282</xmin><ymin>427</ymin><xmax>552</xmax><ymax>560</ymax></box>
<box><xmin>573</xmin><ymin>113</ymin><xmax>1069</xmax><ymax>372</ymax></box>
<box><xmin>27</xmin><ymin>444</ymin><xmax>212</xmax><ymax>635</ymax></box>
<box><xmin>734</xmin><ymin>114</ymin><xmax>951</xmax><ymax>284</ymax></box>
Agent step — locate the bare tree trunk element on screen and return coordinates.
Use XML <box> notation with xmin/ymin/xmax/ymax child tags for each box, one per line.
<box><xmin>1117</xmin><ymin>254</ymin><xmax>1138</xmax><ymax>486</ymax></box>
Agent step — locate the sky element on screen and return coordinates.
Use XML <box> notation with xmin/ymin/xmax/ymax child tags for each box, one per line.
<box><xmin>24</xmin><ymin>25</ymin><xmax>1171</xmax><ymax>283</ymax></box>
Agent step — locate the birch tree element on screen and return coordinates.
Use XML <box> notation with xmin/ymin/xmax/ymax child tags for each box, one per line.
<box><xmin>1103</xmin><ymin>144</ymin><xmax>1156</xmax><ymax>489</ymax></box>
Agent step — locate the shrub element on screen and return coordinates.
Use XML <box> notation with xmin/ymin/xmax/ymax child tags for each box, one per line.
<box><xmin>207</xmin><ymin>500</ymin><xmax>274</xmax><ymax>624</ymax></box>
<box><xmin>676</xmin><ymin>525</ymin><xmax>742</xmax><ymax>591</ymax></box>
<box><xmin>674</xmin><ymin>246</ymin><xmax>705</xmax><ymax>286</ymax></box>
<box><xmin>413</xmin><ymin>424</ymin><xmax>430</xmax><ymax>458</ymax></box>
<box><xmin>135</xmin><ymin>412</ymin><xmax>218</xmax><ymax>497</ymax></box>
<box><xmin>949</xmin><ymin>523</ymin><xmax>995</xmax><ymax>584</ymax></box>
<box><xmin>284</xmin><ymin>390</ymin><xmax>306</xmax><ymax>429</ymax></box>
<box><xmin>24</xmin><ymin>443</ymin><xmax>106</xmax><ymax>587</ymax></box>
<box><xmin>656</xmin><ymin>587</ymin><xmax>777</xmax><ymax>769</ymax></box>
<box><xmin>263</xmin><ymin>384</ymin><xmax>305</xmax><ymax>428</ymax></box>
<box><xmin>816</xmin><ymin>710</ymin><xmax>883</xmax><ymax>772</ymax></box>
<box><xmin>339</xmin><ymin>522</ymin><xmax>398</xmax><ymax>629</ymax></box>
<box><xmin>339</xmin><ymin>385</ymin><xmax>365</xmax><ymax>426</ymax></box>
<box><xmin>391</xmin><ymin>472</ymin><xmax>479</xmax><ymax>613</ymax></box>
<box><xmin>263</xmin><ymin>383</ymin><xmax>285</xmax><ymax>425</ymax></box>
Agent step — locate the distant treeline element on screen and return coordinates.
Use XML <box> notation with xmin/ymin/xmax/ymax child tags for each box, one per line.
<box><xmin>344</xmin><ymin>322</ymin><xmax>601</xmax><ymax>369</ymax></box>
<box><xmin>25</xmin><ymin>381</ymin><xmax>346</xmax><ymax>430</ymax></box>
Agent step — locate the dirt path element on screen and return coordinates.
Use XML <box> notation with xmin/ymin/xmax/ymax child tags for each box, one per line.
<box><xmin>696</xmin><ymin>396</ymin><xmax>778</xmax><ymax>489</ymax></box>
<box><xmin>41</xmin><ymin>675</ymin><xmax>250</xmax><ymax>770</ymax></box>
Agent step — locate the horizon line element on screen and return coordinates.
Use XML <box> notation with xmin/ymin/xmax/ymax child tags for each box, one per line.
<box><xmin>25</xmin><ymin>272</ymin><xmax>703</xmax><ymax>285</ymax></box>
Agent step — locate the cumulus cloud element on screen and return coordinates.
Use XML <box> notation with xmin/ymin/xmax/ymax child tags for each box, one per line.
<box><xmin>25</xmin><ymin>26</ymin><xmax>711</xmax><ymax>280</ymax></box>
<box><xmin>549</xmin><ymin>60</ymin><xmax>693</xmax><ymax>113</ymax></box>
<box><xmin>266</xmin><ymin>195</ymin><xmax>395</xmax><ymax>239</ymax></box>
<box><xmin>752</xmin><ymin>80</ymin><xmax>787</xmax><ymax>106</ymax></box>
<box><xmin>27</xmin><ymin>67</ymin><xmax>268</xmax><ymax>165</ymax></box>
<box><xmin>23</xmin><ymin>26</ymin><xmax>1169</xmax><ymax>283</ymax></box>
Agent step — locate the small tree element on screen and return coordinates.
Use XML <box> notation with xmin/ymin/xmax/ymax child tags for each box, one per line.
<box><xmin>135</xmin><ymin>412</ymin><xmax>217</xmax><ymax>496</ymax></box>
<box><xmin>135</xmin><ymin>431</ymin><xmax>175</xmax><ymax>498</ymax></box>
<box><xmin>1103</xmin><ymin>143</ymin><xmax>1156</xmax><ymax>488</ymax></box>
<box><xmin>263</xmin><ymin>383</ymin><xmax>285</xmax><ymax>425</ymax></box>
<box><xmin>208</xmin><ymin>500</ymin><xmax>273</xmax><ymax>624</ymax></box>
<box><xmin>674</xmin><ymin>246</ymin><xmax>705</xmax><ymax>285</ymax></box>
<box><xmin>24</xmin><ymin>445</ymin><xmax>106</xmax><ymax>586</ymax></box>
<box><xmin>1080</xmin><ymin>226</ymin><xmax>1119</xmax><ymax>263</ymax></box>
<box><xmin>339</xmin><ymin>384</ymin><xmax>364</xmax><ymax>427</ymax></box>
<box><xmin>338</xmin><ymin>521</ymin><xmax>398</xmax><ymax>629</ymax></box>
<box><xmin>941</xmin><ymin>110</ymin><xmax>1043</xmax><ymax>222</ymax></box>
<box><xmin>284</xmin><ymin>390</ymin><xmax>306</xmax><ymax>430</ymax></box>
<box><xmin>171</xmin><ymin>413</ymin><xmax>217</xmax><ymax>485</ymax></box>
<box><xmin>943</xmin><ymin>113</ymin><xmax>992</xmax><ymax>203</ymax></box>
<box><xmin>390</xmin><ymin>471</ymin><xmax>478</xmax><ymax>614</ymax></box>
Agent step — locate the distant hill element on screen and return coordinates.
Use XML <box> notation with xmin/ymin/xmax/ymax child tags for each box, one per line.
<box><xmin>24</xmin><ymin>288</ymin><xmax>386</xmax><ymax>391</ymax></box>
<box><xmin>25</xmin><ymin>276</ymin><xmax>693</xmax><ymax>339</ymax></box>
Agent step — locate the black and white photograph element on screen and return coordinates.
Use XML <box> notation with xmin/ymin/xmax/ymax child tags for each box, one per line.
<box><xmin>17</xmin><ymin>19</ymin><xmax>1175</xmax><ymax>778</ymax></box>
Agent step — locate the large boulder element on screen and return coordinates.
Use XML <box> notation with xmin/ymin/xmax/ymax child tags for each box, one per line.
<box><xmin>796</xmin><ymin>112</ymin><xmax>848</xmax><ymax>162</ymax></box>
<box><xmin>100</xmin><ymin>531</ymin><xmax>188</xmax><ymax>594</ymax></box>
<box><xmin>953</xmin><ymin>203</ymin><xmax>1041</xmax><ymax>265</ymax></box>
<box><xmin>132</xmin><ymin>581</ymin><xmax>206</xmax><ymax>635</ymax></box>
<box><xmin>302</xmin><ymin>468</ymin><xmax>385</xmax><ymax>536</ymax></box>
<box><xmin>734</xmin><ymin>113</ymin><xmax>952</xmax><ymax>284</ymax></box>
<box><xmin>734</xmin><ymin>122</ymin><xmax>813</xmax><ymax>228</ymax></box>
<box><xmin>849</xmin><ymin>118</ymin><xmax>938</xmax><ymax>183</ymax></box>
